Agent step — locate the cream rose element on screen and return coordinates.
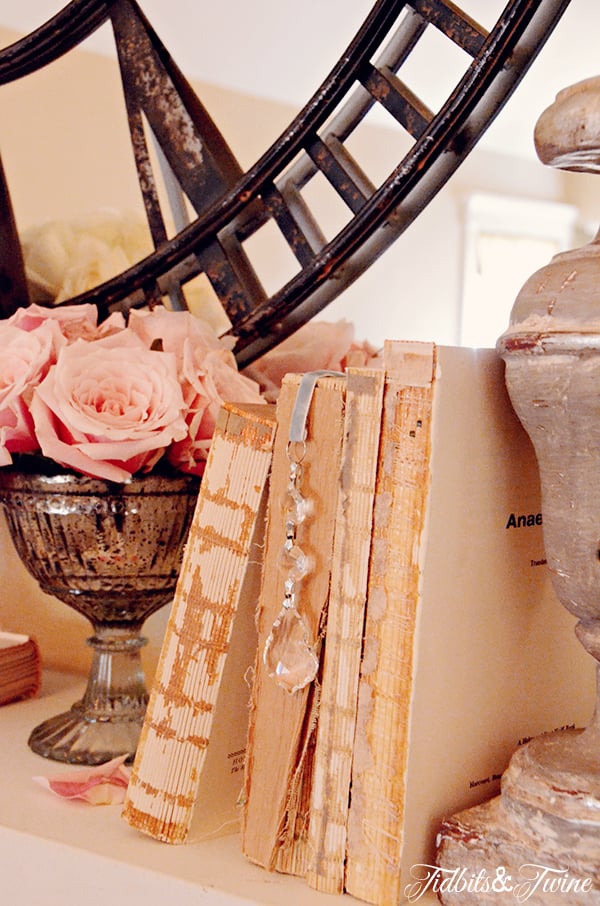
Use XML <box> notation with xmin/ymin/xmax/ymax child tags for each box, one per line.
<box><xmin>30</xmin><ymin>331</ymin><xmax>188</xmax><ymax>482</ymax></box>
<box><xmin>21</xmin><ymin>210</ymin><xmax>152</xmax><ymax>304</ymax></box>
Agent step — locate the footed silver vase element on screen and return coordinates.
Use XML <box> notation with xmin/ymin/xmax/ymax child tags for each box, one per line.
<box><xmin>0</xmin><ymin>462</ymin><xmax>199</xmax><ymax>765</ymax></box>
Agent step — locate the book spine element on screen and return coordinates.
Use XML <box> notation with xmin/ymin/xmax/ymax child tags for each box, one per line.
<box><xmin>122</xmin><ymin>403</ymin><xmax>276</xmax><ymax>844</ymax></box>
<box><xmin>241</xmin><ymin>373</ymin><xmax>346</xmax><ymax>870</ymax></box>
<box><xmin>345</xmin><ymin>342</ymin><xmax>436</xmax><ymax>906</ymax></box>
<box><xmin>305</xmin><ymin>367</ymin><xmax>386</xmax><ymax>894</ymax></box>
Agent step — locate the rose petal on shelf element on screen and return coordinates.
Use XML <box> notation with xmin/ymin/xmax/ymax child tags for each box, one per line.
<box><xmin>33</xmin><ymin>754</ymin><xmax>131</xmax><ymax>805</ymax></box>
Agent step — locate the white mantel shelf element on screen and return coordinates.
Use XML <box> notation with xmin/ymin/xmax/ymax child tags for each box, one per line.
<box><xmin>0</xmin><ymin>671</ymin><xmax>438</xmax><ymax>906</ymax></box>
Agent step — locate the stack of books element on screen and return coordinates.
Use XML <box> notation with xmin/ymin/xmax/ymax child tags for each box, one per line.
<box><xmin>123</xmin><ymin>342</ymin><xmax>594</xmax><ymax>905</ymax></box>
<box><xmin>0</xmin><ymin>632</ymin><xmax>41</xmax><ymax>706</ymax></box>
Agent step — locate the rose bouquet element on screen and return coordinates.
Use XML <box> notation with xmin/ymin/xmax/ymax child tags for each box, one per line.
<box><xmin>3</xmin><ymin>211</ymin><xmax>382</xmax><ymax>484</ymax></box>
<box><xmin>0</xmin><ymin>301</ymin><xmax>264</xmax><ymax>482</ymax></box>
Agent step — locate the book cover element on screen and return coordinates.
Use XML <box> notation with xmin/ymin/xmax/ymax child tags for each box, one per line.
<box><xmin>122</xmin><ymin>401</ymin><xmax>276</xmax><ymax>844</ymax></box>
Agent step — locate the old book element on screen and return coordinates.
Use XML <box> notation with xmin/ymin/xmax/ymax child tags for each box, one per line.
<box><xmin>344</xmin><ymin>344</ymin><xmax>595</xmax><ymax>905</ymax></box>
<box><xmin>0</xmin><ymin>632</ymin><xmax>41</xmax><ymax>706</ymax></box>
<box><xmin>240</xmin><ymin>372</ymin><xmax>347</xmax><ymax>870</ymax></box>
<box><xmin>344</xmin><ymin>340</ymin><xmax>437</xmax><ymax>904</ymax></box>
<box><xmin>304</xmin><ymin>365</ymin><xmax>386</xmax><ymax>894</ymax></box>
<box><xmin>122</xmin><ymin>401</ymin><xmax>276</xmax><ymax>844</ymax></box>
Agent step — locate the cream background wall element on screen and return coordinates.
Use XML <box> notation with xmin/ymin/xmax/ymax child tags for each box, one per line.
<box><xmin>0</xmin><ymin>24</ymin><xmax>596</xmax><ymax>678</ymax></box>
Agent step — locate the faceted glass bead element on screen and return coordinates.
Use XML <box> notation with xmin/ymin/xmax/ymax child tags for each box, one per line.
<box><xmin>264</xmin><ymin>605</ymin><xmax>319</xmax><ymax>693</ymax></box>
<box><xmin>282</xmin><ymin>485</ymin><xmax>311</xmax><ymax>525</ymax></box>
<box><xmin>277</xmin><ymin>541</ymin><xmax>310</xmax><ymax>582</ymax></box>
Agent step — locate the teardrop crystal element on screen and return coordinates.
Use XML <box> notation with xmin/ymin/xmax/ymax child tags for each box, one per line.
<box><xmin>264</xmin><ymin>606</ymin><xmax>319</xmax><ymax>693</ymax></box>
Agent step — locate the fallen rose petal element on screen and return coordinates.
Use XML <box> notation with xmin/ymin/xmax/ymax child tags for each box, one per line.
<box><xmin>33</xmin><ymin>754</ymin><xmax>131</xmax><ymax>805</ymax></box>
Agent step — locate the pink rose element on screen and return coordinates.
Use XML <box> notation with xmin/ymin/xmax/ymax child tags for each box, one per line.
<box><xmin>243</xmin><ymin>319</ymin><xmax>381</xmax><ymax>400</ymax></box>
<box><xmin>7</xmin><ymin>302</ymin><xmax>126</xmax><ymax>342</ymax></box>
<box><xmin>0</xmin><ymin>319</ymin><xmax>64</xmax><ymax>465</ymax></box>
<box><xmin>128</xmin><ymin>307</ymin><xmax>264</xmax><ymax>476</ymax></box>
<box><xmin>168</xmin><ymin>347</ymin><xmax>265</xmax><ymax>475</ymax></box>
<box><xmin>30</xmin><ymin>331</ymin><xmax>188</xmax><ymax>482</ymax></box>
<box><xmin>127</xmin><ymin>306</ymin><xmax>230</xmax><ymax>359</ymax></box>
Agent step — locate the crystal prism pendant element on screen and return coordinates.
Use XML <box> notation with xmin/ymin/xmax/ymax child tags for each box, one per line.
<box><xmin>276</xmin><ymin>540</ymin><xmax>310</xmax><ymax>582</ymax></box>
<box><xmin>264</xmin><ymin>604</ymin><xmax>319</xmax><ymax>694</ymax></box>
<box><xmin>282</xmin><ymin>485</ymin><xmax>311</xmax><ymax>526</ymax></box>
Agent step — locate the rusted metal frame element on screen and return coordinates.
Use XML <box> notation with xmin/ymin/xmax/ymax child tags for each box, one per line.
<box><xmin>197</xmin><ymin>234</ymin><xmax>266</xmax><ymax>324</ymax></box>
<box><xmin>121</xmin><ymin>103</ymin><xmax>170</xmax><ymax>249</ymax></box>
<box><xmin>276</xmin><ymin>8</ymin><xmax>427</xmax><ymax>201</ymax></box>
<box><xmin>260</xmin><ymin>184</ymin><xmax>317</xmax><ymax>270</ymax></box>
<box><xmin>305</xmin><ymin>136</ymin><xmax>372</xmax><ymax>215</ymax></box>
<box><xmin>110</xmin><ymin>0</ymin><xmax>267</xmax><ymax>321</ymax></box>
<box><xmin>0</xmin><ymin>0</ymin><xmax>112</xmax><ymax>84</ymax></box>
<box><xmin>110</xmin><ymin>0</ymin><xmax>244</xmax><ymax>214</ymax></box>
<box><xmin>111</xmin><ymin>18</ymin><xmax>189</xmax><ymax>311</ymax></box>
<box><xmin>41</xmin><ymin>0</ymin><xmax>410</xmax><ymax>318</ymax></box>
<box><xmin>0</xmin><ymin>156</ymin><xmax>29</xmax><ymax>317</ymax></box>
<box><xmin>266</xmin><ymin>182</ymin><xmax>328</xmax><ymax>257</ymax></box>
<box><xmin>408</xmin><ymin>0</ymin><xmax>486</xmax><ymax>56</ymax></box>
<box><xmin>16</xmin><ymin>0</ymin><xmax>566</xmax><ymax>370</ymax></box>
<box><xmin>231</xmin><ymin>0</ymin><xmax>574</xmax><ymax>365</ymax></box>
<box><xmin>325</xmin><ymin>136</ymin><xmax>377</xmax><ymax>198</ymax></box>
<box><xmin>121</xmin><ymin>1</ymin><xmax>244</xmax><ymax>195</ymax></box>
<box><xmin>360</xmin><ymin>65</ymin><xmax>433</xmax><ymax>138</ymax></box>
<box><xmin>229</xmin><ymin>10</ymin><xmax>427</xmax><ymax>280</ymax></box>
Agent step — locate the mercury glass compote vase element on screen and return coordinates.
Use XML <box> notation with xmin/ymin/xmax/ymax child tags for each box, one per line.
<box><xmin>0</xmin><ymin>458</ymin><xmax>199</xmax><ymax>765</ymax></box>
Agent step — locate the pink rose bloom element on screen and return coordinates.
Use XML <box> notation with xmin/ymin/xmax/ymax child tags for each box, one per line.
<box><xmin>169</xmin><ymin>346</ymin><xmax>265</xmax><ymax>476</ymax></box>
<box><xmin>128</xmin><ymin>307</ymin><xmax>264</xmax><ymax>476</ymax></box>
<box><xmin>0</xmin><ymin>319</ymin><xmax>64</xmax><ymax>465</ymax></box>
<box><xmin>30</xmin><ymin>331</ymin><xmax>188</xmax><ymax>482</ymax></box>
<box><xmin>243</xmin><ymin>319</ymin><xmax>381</xmax><ymax>400</ymax></box>
<box><xmin>127</xmin><ymin>306</ymin><xmax>232</xmax><ymax>358</ymax></box>
<box><xmin>7</xmin><ymin>302</ymin><xmax>125</xmax><ymax>342</ymax></box>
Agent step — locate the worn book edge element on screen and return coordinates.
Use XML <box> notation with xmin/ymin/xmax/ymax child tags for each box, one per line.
<box><xmin>123</xmin><ymin>401</ymin><xmax>276</xmax><ymax>844</ymax></box>
<box><xmin>0</xmin><ymin>632</ymin><xmax>41</xmax><ymax>706</ymax></box>
<box><xmin>304</xmin><ymin>366</ymin><xmax>386</xmax><ymax>894</ymax></box>
<box><xmin>345</xmin><ymin>341</ymin><xmax>436</xmax><ymax>905</ymax></box>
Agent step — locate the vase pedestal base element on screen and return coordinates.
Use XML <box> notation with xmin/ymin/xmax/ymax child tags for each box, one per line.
<box><xmin>436</xmin><ymin>729</ymin><xmax>600</xmax><ymax>904</ymax></box>
<box><xmin>29</xmin><ymin>629</ymin><xmax>149</xmax><ymax>765</ymax></box>
<box><xmin>28</xmin><ymin>696</ymin><xmax>148</xmax><ymax>765</ymax></box>
<box><xmin>28</xmin><ymin>702</ymin><xmax>145</xmax><ymax>765</ymax></box>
